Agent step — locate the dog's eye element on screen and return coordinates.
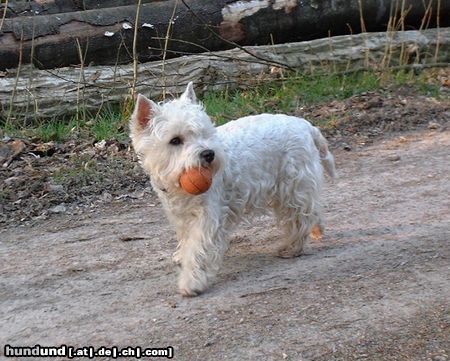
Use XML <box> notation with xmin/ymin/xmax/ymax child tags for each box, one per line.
<box><xmin>169</xmin><ymin>137</ymin><xmax>183</xmax><ymax>146</ymax></box>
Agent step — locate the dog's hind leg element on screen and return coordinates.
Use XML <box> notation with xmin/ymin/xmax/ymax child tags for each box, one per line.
<box><xmin>274</xmin><ymin>158</ymin><xmax>323</xmax><ymax>258</ymax></box>
<box><xmin>276</xmin><ymin>208</ymin><xmax>318</xmax><ymax>258</ymax></box>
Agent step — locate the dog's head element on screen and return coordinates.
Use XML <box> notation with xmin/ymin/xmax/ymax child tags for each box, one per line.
<box><xmin>130</xmin><ymin>82</ymin><xmax>225</xmax><ymax>194</ymax></box>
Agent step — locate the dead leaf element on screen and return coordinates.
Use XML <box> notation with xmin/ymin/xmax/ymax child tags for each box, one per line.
<box><xmin>1</xmin><ymin>140</ymin><xmax>26</xmax><ymax>167</ymax></box>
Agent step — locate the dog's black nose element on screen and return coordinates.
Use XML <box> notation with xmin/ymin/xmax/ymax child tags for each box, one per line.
<box><xmin>200</xmin><ymin>149</ymin><xmax>215</xmax><ymax>164</ymax></box>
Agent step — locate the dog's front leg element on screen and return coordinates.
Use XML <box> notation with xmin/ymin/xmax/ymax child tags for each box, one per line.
<box><xmin>176</xmin><ymin>222</ymin><xmax>226</xmax><ymax>297</ymax></box>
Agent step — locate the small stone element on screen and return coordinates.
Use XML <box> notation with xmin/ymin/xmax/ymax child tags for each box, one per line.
<box><xmin>50</xmin><ymin>204</ymin><xmax>67</xmax><ymax>214</ymax></box>
<box><xmin>46</xmin><ymin>183</ymin><xmax>65</xmax><ymax>193</ymax></box>
<box><xmin>433</xmin><ymin>356</ymin><xmax>447</xmax><ymax>361</ymax></box>
<box><xmin>17</xmin><ymin>190</ymin><xmax>30</xmax><ymax>199</ymax></box>
<box><xmin>343</xmin><ymin>144</ymin><xmax>352</xmax><ymax>151</ymax></box>
<box><xmin>107</xmin><ymin>144</ymin><xmax>120</xmax><ymax>154</ymax></box>
<box><xmin>4</xmin><ymin>176</ymin><xmax>22</xmax><ymax>186</ymax></box>
<box><xmin>428</xmin><ymin>122</ymin><xmax>440</xmax><ymax>130</ymax></box>
<box><xmin>81</xmin><ymin>149</ymin><xmax>96</xmax><ymax>157</ymax></box>
<box><xmin>129</xmin><ymin>190</ymin><xmax>144</xmax><ymax>199</ymax></box>
<box><xmin>95</xmin><ymin>139</ymin><xmax>107</xmax><ymax>150</ymax></box>
<box><xmin>100</xmin><ymin>191</ymin><xmax>113</xmax><ymax>202</ymax></box>
<box><xmin>387</xmin><ymin>155</ymin><xmax>401</xmax><ymax>162</ymax></box>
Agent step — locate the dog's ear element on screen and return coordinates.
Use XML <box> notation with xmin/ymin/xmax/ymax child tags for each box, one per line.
<box><xmin>180</xmin><ymin>82</ymin><xmax>197</xmax><ymax>103</ymax></box>
<box><xmin>130</xmin><ymin>94</ymin><xmax>157</xmax><ymax>133</ymax></box>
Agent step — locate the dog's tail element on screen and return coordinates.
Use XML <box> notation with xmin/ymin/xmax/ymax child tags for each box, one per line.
<box><xmin>311</xmin><ymin>126</ymin><xmax>336</xmax><ymax>179</ymax></box>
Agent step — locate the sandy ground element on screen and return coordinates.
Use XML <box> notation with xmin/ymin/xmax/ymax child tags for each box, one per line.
<box><xmin>1</xmin><ymin>128</ymin><xmax>449</xmax><ymax>361</ymax></box>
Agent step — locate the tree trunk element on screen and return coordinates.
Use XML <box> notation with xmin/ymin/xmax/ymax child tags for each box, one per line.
<box><xmin>1</xmin><ymin>28</ymin><xmax>448</xmax><ymax>121</ymax></box>
<box><xmin>1</xmin><ymin>0</ymin><xmax>448</xmax><ymax>70</ymax></box>
<box><xmin>2</xmin><ymin>0</ymin><xmax>160</xmax><ymax>17</ymax></box>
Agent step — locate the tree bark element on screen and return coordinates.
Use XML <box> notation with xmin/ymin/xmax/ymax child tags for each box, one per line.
<box><xmin>2</xmin><ymin>1</ymin><xmax>160</xmax><ymax>17</ymax></box>
<box><xmin>1</xmin><ymin>0</ymin><xmax>448</xmax><ymax>70</ymax></box>
<box><xmin>1</xmin><ymin>28</ymin><xmax>448</xmax><ymax>121</ymax></box>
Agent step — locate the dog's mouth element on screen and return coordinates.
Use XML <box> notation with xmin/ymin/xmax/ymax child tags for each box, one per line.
<box><xmin>200</xmin><ymin>160</ymin><xmax>214</xmax><ymax>170</ymax></box>
<box><xmin>202</xmin><ymin>159</ymin><xmax>221</xmax><ymax>177</ymax></box>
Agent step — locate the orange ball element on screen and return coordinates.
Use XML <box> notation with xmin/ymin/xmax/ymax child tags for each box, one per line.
<box><xmin>179</xmin><ymin>167</ymin><xmax>213</xmax><ymax>195</ymax></box>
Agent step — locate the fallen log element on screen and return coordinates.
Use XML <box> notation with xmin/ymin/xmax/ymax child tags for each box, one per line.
<box><xmin>1</xmin><ymin>0</ymin><xmax>449</xmax><ymax>70</ymax></box>
<box><xmin>1</xmin><ymin>0</ymin><xmax>160</xmax><ymax>17</ymax></box>
<box><xmin>1</xmin><ymin>28</ymin><xmax>448</xmax><ymax>121</ymax></box>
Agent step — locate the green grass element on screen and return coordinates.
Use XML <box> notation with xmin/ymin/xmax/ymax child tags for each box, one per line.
<box><xmin>90</xmin><ymin>109</ymin><xmax>128</xmax><ymax>142</ymax></box>
<box><xmin>203</xmin><ymin>72</ymin><xmax>381</xmax><ymax>124</ymax></box>
<box><xmin>37</xmin><ymin>120</ymin><xmax>77</xmax><ymax>142</ymax></box>
<box><xmin>1</xmin><ymin>108</ymin><xmax>127</xmax><ymax>143</ymax></box>
<box><xmin>391</xmin><ymin>69</ymin><xmax>443</xmax><ymax>98</ymax></box>
<box><xmin>1</xmin><ymin>118</ymin><xmax>76</xmax><ymax>142</ymax></box>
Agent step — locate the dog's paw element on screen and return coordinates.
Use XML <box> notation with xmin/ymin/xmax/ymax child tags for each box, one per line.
<box><xmin>172</xmin><ymin>251</ymin><xmax>182</xmax><ymax>267</ymax></box>
<box><xmin>276</xmin><ymin>245</ymin><xmax>303</xmax><ymax>258</ymax></box>
<box><xmin>179</xmin><ymin>287</ymin><xmax>201</xmax><ymax>297</ymax></box>
<box><xmin>178</xmin><ymin>270</ymin><xmax>207</xmax><ymax>297</ymax></box>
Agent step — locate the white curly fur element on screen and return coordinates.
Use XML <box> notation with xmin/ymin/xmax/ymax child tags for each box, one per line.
<box><xmin>130</xmin><ymin>82</ymin><xmax>335</xmax><ymax>296</ymax></box>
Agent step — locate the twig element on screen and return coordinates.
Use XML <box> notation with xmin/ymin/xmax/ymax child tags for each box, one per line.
<box><xmin>131</xmin><ymin>0</ymin><xmax>143</xmax><ymax>100</ymax></box>
<box><xmin>434</xmin><ymin>0</ymin><xmax>441</xmax><ymax>62</ymax></box>
<box><xmin>397</xmin><ymin>0</ymin><xmax>411</xmax><ymax>64</ymax></box>
<box><xmin>0</xmin><ymin>0</ymin><xmax>8</xmax><ymax>32</ymax></box>
<box><xmin>357</xmin><ymin>0</ymin><xmax>369</xmax><ymax>68</ymax></box>
<box><xmin>179</xmin><ymin>0</ymin><xmax>294</xmax><ymax>72</ymax></box>
<box><xmin>161</xmin><ymin>0</ymin><xmax>179</xmax><ymax>100</ymax></box>
<box><xmin>345</xmin><ymin>23</ymin><xmax>354</xmax><ymax>72</ymax></box>
<box><xmin>6</xmin><ymin>29</ymin><xmax>23</xmax><ymax>126</ymax></box>
<box><xmin>24</xmin><ymin>18</ymin><xmax>37</xmax><ymax>124</ymax></box>
<box><xmin>41</xmin><ymin>67</ymin><xmax>113</xmax><ymax>89</ymax></box>
<box><xmin>357</xmin><ymin>0</ymin><xmax>366</xmax><ymax>33</ymax></box>
<box><xmin>148</xmin><ymin>38</ymin><xmax>293</xmax><ymax>68</ymax></box>
<box><xmin>419</xmin><ymin>0</ymin><xmax>433</xmax><ymax>31</ymax></box>
<box><xmin>75</xmin><ymin>38</ymin><xmax>88</xmax><ymax>123</ymax></box>
<box><xmin>328</xmin><ymin>30</ymin><xmax>337</xmax><ymax>74</ymax></box>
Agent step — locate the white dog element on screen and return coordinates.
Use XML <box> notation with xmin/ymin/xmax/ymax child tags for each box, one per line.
<box><xmin>130</xmin><ymin>82</ymin><xmax>335</xmax><ymax>296</ymax></box>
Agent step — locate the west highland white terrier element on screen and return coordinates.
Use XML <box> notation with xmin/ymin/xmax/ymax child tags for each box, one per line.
<box><xmin>130</xmin><ymin>82</ymin><xmax>335</xmax><ymax>296</ymax></box>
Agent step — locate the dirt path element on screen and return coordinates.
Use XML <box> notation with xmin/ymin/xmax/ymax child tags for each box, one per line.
<box><xmin>1</xmin><ymin>129</ymin><xmax>449</xmax><ymax>361</ymax></box>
